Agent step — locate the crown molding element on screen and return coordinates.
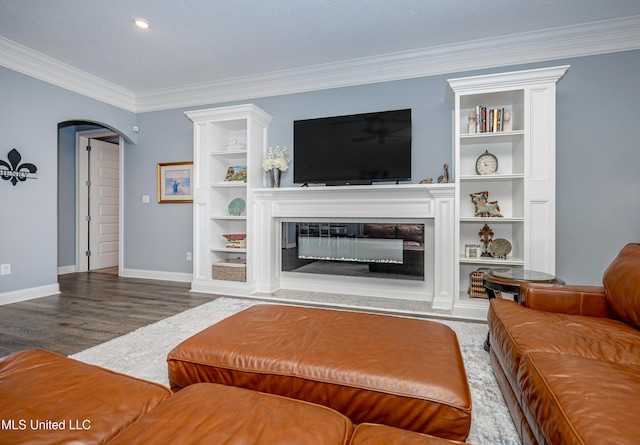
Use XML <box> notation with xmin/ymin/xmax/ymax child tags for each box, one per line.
<box><xmin>445</xmin><ymin>65</ymin><xmax>570</xmax><ymax>106</ymax></box>
<box><xmin>0</xmin><ymin>36</ymin><xmax>136</xmax><ymax>112</ymax></box>
<box><xmin>135</xmin><ymin>15</ymin><xmax>640</xmax><ymax>112</ymax></box>
<box><xmin>2</xmin><ymin>16</ymin><xmax>639</xmax><ymax>113</ymax></box>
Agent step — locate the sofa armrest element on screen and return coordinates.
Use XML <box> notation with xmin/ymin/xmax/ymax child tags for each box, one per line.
<box><xmin>519</xmin><ymin>283</ymin><xmax>613</xmax><ymax>318</ymax></box>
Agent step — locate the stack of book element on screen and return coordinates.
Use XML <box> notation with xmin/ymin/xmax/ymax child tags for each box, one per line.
<box><xmin>470</xmin><ymin>106</ymin><xmax>511</xmax><ymax>133</ymax></box>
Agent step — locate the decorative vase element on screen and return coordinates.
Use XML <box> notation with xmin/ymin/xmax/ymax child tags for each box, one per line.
<box><xmin>269</xmin><ymin>169</ymin><xmax>281</xmax><ymax>188</ymax></box>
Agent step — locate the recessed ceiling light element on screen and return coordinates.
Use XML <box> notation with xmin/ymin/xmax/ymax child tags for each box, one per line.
<box><xmin>134</xmin><ymin>18</ymin><xmax>150</xmax><ymax>29</ymax></box>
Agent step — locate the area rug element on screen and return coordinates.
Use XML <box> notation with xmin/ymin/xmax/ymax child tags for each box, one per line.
<box><xmin>70</xmin><ymin>297</ymin><xmax>520</xmax><ymax>445</ymax></box>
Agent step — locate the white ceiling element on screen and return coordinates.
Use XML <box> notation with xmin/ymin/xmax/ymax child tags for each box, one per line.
<box><xmin>1</xmin><ymin>0</ymin><xmax>640</xmax><ymax>112</ymax></box>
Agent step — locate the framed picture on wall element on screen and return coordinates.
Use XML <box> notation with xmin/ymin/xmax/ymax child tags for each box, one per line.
<box><xmin>157</xmin><ymin>161</ymin><xmax>194</xmax><ymax>203</ymax></box>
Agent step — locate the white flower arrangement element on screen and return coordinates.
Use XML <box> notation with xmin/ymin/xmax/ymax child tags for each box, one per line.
<box><xmin>263</xmin><ymin>145</ymin><xmax>291</xmax><ymax>172</ymax></box>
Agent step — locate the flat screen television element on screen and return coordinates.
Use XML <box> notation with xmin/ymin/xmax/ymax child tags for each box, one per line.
<box><xmin>293</xmin><ymin>109</ymin><xmax>411</xmax><ymax>185</ymax></box>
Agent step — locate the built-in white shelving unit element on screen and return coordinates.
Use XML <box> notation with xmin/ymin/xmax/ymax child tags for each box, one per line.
<box><xmin>181</xmin><ymin>68</ymin><xmax>568</xmax><ymax>320</ymax></box>
<box><xmin>446</xmin><ymin>65</ymin><xmax>569</xmax><ymax>319</ymax></box>
<box><xmin>186</xmin><ymin>104</ymin><xmax>272</xmax><ymax>295</ymax></box>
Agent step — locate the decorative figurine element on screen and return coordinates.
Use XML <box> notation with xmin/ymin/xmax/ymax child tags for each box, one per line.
<box><xmin>470</xmin><ymin>191</ymin><xmax>503</xmax><ymax>217</ymax></box>
<box><xmin>503</xmin><ymin>109</ymin><xmax>512</xmax><ymax>132</ymax></box>
<box><xmin>478</xmin><ymin>223</ymin><xmax>494</xmax><ymax>258</ymax></box>
<box><xmin>419</xmin><ymin>178</ymin><xmax>433</xmax><ymax>184</ymax></box>
<box><xmin>468</xmin><ymin>108</ymin><xmax>477</xmax><ymax>134</ymax></box>
<box><xmin>223</xmin><ymin>138</ymin><xmax>247</xmax><ymax>151</ymax></box>
<box><xmin>437</xmin><ymin>164</ymin><xmax>449</xmax><ymax>183</ymax></box>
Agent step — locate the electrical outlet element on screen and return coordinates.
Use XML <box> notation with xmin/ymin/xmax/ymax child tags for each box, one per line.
<box><xmin>0</xmin><ymin>264</ymin><xmax>11</xmax><ymax>275</ymax></box>
<box><xmin>186</xmin><ymin>252</ymin><xmax>192</xmax><ymax>261</ymax></box>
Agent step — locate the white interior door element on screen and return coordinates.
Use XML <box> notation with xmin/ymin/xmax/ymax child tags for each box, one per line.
<box><xmin>88</xmin><ymin>138</ymin><xmax>119</xmax><ymax>270</ymax></box>
<box><xmin>77</xmin><ymin>132</ymin><xmax>120</xmax><ymax>272</ymax></box>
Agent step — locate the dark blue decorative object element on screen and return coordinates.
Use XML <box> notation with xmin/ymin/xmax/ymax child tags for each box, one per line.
<box><xmin>0</xmin><ymin>149</ymin><xmax>38</xmax><ymax>186</ymax></box>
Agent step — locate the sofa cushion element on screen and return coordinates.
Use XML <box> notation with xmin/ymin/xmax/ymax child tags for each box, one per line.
<box><xmin>518</xmin><ymin>352</ymin><xmax>640</xmax><ymax>445</ymax></box>
<box><xmin>603</xmin><ymin>243</ymin><xmax>640</xmax><ymax>329</ymax></box>
<box><xmin>107</xmin><ymin>383</ymin><xmax>353</xmax><ymax>445</ymax></box>
<box><xmin>489</xmin><ymin>298</ymin><xmax>640</xmax><ymax>392</ymax></box>
<box><xmin>350</xmin><ymin>423</ymin><xmax>466</xmax><ymax>444</ymax></box>
<box><xmin>0</xmin><ymin>349</ymin><xmax>171</xmax><ymax>445</ymax></box>
<box><xmin>395</xmin><ymin>224</ymin><xmax>424</xmax><ymax>244</ymax></box>
<box><xmin>362</xmin><ymin>223</ymin><xmax>424</xmax><ymax>244</ymax></box>
<box><xmin>362</xmin><ymin>223</ymin><xmax>397</xmax><ymax>239</ymax></box>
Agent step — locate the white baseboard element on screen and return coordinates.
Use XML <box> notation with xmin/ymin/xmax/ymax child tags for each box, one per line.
<box><xmin>0</xmin><ymin>269</ymin><xmax>191</xmax><ymax>306</ymax></box>
<box><xmin>120</xmin><ymin>268</ymin><xmax>192</xmax><ymax>283</ymax></box>
<box><xmin>0</xmin><ymin>283</ymin><xmax>60</xmax><ymax>306</ymax></box>
<box><xmin>57</xmin><ymin>265</ymin><xmax>76</xmax><ymax>275</ymax></box>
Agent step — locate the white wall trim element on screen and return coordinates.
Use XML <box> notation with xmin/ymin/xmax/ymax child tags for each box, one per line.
<box><xmin>0</xmin><ymin>283</ymin><xmax>60</xmax><ymax>306</ymax></box>
<box><xmin>0</xmin><ymin>36</ymin><xmax>136</xmax><ymax>112</ymax></box>
<box><xmin>120</xmin><ymin>268</ymin><xmax>192</xmax><ymax>283</ymax></box>
<box><xmin>57</xmin><ymin>265</ymin><xmax>76</xmax><ymax>275</ymax></box>
<box><xmin>2</xmin><ymin>17</ymin><xmax>639</xmax><ymax>113</ymax></box>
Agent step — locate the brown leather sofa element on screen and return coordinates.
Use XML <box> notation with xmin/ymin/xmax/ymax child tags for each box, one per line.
<box><xmin>0</xmin><ymin>348</ymin><xmax>171</xmax><ymax>445</ymax></box>
<box><xmin>1</xmin><ymin>348</ymin><xmax>467</xmax><ymax>444</ymax></box>
<box><xmin>488</xmin><ymin>243</ymin><xmax>640</xmax><ymax>445</ymax></box>
<box><xmin>362</xmin><ymin>223</ymin><xmax>424</xmax><ymax>275</ymax></box>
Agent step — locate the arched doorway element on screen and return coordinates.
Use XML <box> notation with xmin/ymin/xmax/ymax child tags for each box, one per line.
<box><xmin>57</xmin><ymin>121</ymin><xmax>126</xmax><ymax>276</ymax></box>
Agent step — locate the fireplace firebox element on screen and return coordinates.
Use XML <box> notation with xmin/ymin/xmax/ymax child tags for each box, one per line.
<box><xmin>282</xmin><ymin>222</ymin><xmax>425</xmax><ymax>281</ymax></box>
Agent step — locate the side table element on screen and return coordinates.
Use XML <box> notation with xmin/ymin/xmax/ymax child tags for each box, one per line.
<box><xmin>483</xmin><ymin>268</ymin><xmax>564</xmax><ymax>351</ymax></box>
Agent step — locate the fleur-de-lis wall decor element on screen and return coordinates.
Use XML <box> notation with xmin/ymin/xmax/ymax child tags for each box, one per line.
<box><xmin>0</xmin><ymin>148</ymin><xmax>38</xmax><ymax>186</ymax></box>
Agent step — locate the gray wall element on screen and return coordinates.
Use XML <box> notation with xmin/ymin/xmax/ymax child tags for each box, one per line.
<box><xmin>554</xmin><ymin>53</ymin><xmax>640</xmax><ymax>282</ymax></box>
<box><xmin>122</xmin><ymin>75</ymin><xmax>452</xmax><ymax>274</ymax></box>
<box><xmin>123</xmin><ymin>110</ymin><xmax>194</xmax><ymax>273</ymax></box>
<box><xmin>0</xmin><ymin>66</ymin><xmax>137</xmax><ymax>293</ymax></box>
<box><xmin>1</xmin><ymin>49</ymin><xmax>639</xmax><ymax>296</ymax></box>
<box><xmin>57</xmin><ymin>125</ymin><xmax>77</xmax><ymax>267</ymax></box>
<box><xmin>129</xmin><ymin>50</ymin><xmax>640</xmax><ymax>285</ymax></box>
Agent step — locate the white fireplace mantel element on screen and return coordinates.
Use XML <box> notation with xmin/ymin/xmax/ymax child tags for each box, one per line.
<box><xmin>251</xmin><ymin>184</ymin><xmax>455</xmax><ymax>311</ymax></box>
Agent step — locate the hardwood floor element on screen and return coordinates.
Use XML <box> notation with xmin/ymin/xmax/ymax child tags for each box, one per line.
<box><xmin>0</xmin><ymin>272</ymin><xmax>220</xmax><ymax>357</ymax></box>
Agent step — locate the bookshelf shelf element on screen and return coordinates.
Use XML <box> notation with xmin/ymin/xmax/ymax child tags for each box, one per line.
<box><xmin>447</xmin><ymin>65</ymin><xmax>568</xmax><ymax>318</ymax></box>
<box><xmin>187</xmin><ymin>104</ymin><xmax>272</xmax><ymax>291</ymax></box>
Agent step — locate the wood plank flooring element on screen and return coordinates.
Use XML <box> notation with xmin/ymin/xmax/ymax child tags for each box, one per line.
<box><xmin>0</xmin><ymin>271</ymin><xmax>220</xmax><ymax>357</ymax></box>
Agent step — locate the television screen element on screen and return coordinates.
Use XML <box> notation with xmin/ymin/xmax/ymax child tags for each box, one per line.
<box><xmin>293</xmin><ymin>109</ymin><xmax>411</xmax><ymax>185</ymax></box>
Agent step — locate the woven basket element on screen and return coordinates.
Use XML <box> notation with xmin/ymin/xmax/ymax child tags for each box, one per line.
<box><xmin>468</xmin><ymin>268</ymin><xmax>501</xmax><ymax>299</ymax></box>
<box><xmin>212</xmin><ymin>259</ymin><xmax>246</xmax><ymax>282</ymax></box>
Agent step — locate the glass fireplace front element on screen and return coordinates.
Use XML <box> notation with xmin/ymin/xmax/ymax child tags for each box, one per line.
<box><xmin>282</xmin><ymin>222</ymin><xmax>425</xmax><ymax>281</ymax></box>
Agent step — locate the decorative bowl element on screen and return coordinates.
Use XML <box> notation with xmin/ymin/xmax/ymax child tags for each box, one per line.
<box><xmin>489</xmin><ymin>238</ymin><xmax>512</xmax><ymax>259</ymax></box>
<box><xmin>228</xmin><ymin>197</ymin><xmax>246</xmax><ymax>216</ymax></box>
<box><xmin>222</xmin><ymin>233</ymin><xmax>247</xmax><ymax>241</ymax></box>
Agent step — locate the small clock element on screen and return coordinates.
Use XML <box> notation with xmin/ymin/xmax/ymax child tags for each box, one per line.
<box><xmin>475</xmin><ymin>150</ymin><xmax>498</xmax><ymax>175</ymax></box>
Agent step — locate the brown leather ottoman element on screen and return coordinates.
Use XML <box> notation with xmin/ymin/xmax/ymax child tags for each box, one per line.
<box><xmin>168</xmin><ymin>304</ymin><xmax>472</xmax><ymax>441</ymax></box>
<box><xmin>0</xmin><ymin>348</ymin><xmax>171</xmax><ymax>445</ymax></box>
<box><xmin>108</xmin><ymin>382</ymin><xmax>353</xmax><ymax>444</ymax></box>
<box><xmin>351</xmin><ymin>423</ymin><xmax>468</xmax><ymax>445</ymax></box>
